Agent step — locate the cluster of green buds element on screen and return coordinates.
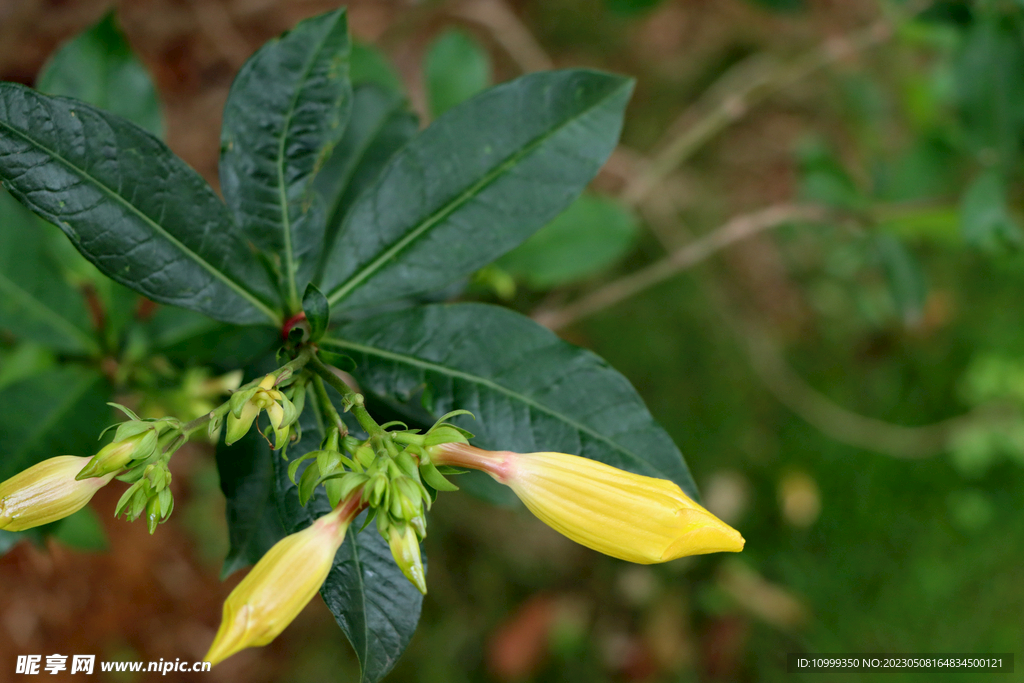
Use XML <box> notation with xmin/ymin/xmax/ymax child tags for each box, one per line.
<box><xmin>285</xmin><ymin>412</ymin><xmax>472</xmax><ymax>594</ymax></box>
<box><xmin>78</xmin><ymin>409</ymin><xmax>172</xmax><ymax>479</ymax></box>
<box><xmin>115</xmin><ymin>460</ymin><xmax>174</xmax><ymax>534</ymax></box>
<box><xmin>225</xmin><ymin>372</ymin><xmax>305</xmax><ymax>451</ymax></box>
<box><xmin>1</xmin><ymin>407</ymin><xmax>189</xmax><ymax>534</ymax></box>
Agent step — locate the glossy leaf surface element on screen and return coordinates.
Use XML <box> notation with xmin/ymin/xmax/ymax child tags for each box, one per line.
<box><xmin>319</xmin><ymin>70</ymin><xmax>633</xmax><ymax>312</ymax></box>
<box><xmin>324</xmin><ymin>303</ymin><xmax>697</xmax><ymax>498</ymax></box>
<box><xmin>220</xmin><ymin>9</ymin><xmax>352</xmax><ymax>308</ymax></box>
<box><xmin>0</xmin><ymin>84</ymin><xmax>281</xmax><ymax>325</ymax></box>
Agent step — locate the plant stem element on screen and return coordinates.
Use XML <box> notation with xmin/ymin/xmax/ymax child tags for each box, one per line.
<box><xmin>180</xmin><ymin>400</ymin><xmax>233</xmax><ymax>438</ymax></box>
<box><xmin>312</xmin><ymin>375</ymin><xmax>346</xmax><ymax>436</ymax></box>
<box><xmin>307</xmin><ymin>352</ymin><xmax>384</xmax><ymax>438</ymax></box>
<box><xmin>534</xmin><ymin>204</ymin><xmax>826</xmax><ymax>330</ymax></box>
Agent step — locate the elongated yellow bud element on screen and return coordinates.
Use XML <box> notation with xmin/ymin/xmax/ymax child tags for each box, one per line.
<box><xmin>205</xmin><ymin>494</ymin><xmax>365</xmax><ymax>666</ymax></box>
<box><xmin>430</xmin><ymin>444</ymin><xmax>744</xmax><ymax>564</ymax></box>
<box><xmin>0</xmin><ymin>456</ymin><xmax>115</xmax><ymax>532</ymax></box>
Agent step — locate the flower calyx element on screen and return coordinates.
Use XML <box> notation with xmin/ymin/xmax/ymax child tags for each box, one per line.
<box><xmin>77</xmin><ymin>414</ymin><xmax>174</xmax><ymax>480</ymax></box>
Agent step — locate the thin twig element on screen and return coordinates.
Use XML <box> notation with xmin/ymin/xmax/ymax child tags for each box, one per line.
<box><xmin>621</xmin><ymin>20</ymin><xmax>892</xmax><ymax>206</ymax></box>
<box><xmin>745</xmin><ymin>333</ymin><xmax>968</xmax><ymax>459</ymax></box>
<box><xmin>534</xmin><ymin>204</ymin><xmax>826</xmax><ymax>331</ymax></box>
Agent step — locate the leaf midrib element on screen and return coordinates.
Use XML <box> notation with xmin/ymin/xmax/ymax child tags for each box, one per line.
<box><xmin>324</xmin><ymin>78</ymin><xmax>631</xmax><ymax>307</ymax></box>
<box><xmin>0</xmin><ymin>100</ymin><xmax>281</xmax><ymax>326</ymax></box>
<box><xmin>272</xmin><ymin>14</ymin><xmax>345</xmax><ymax>311</ymax></box>
<box><xmin>321</xmin><ymin>336</ymin><xmax>671</xmax><ymax>481</ymax></box>
<box><xmin>0</xmin><ymin>268</ymin><xmax>98</xmax><ymax>354</ymax></box>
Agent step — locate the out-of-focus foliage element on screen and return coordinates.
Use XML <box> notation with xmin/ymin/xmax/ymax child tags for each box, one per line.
<box><xmin>497</xmin><ymin>193</ymin><xmax>638</xmax><ymax>289</ymax></box>
<box><xmin>5</xmin><ymin>1</ymin><xmax>1024</xmax><ymax>681</ymax></box>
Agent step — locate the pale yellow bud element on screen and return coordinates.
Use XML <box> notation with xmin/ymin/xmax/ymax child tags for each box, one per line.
<box><xmin>431</xmin><ymin>443</ymin><xmax>744</xmax><ymax>564</ymax></box>
<box><xmin>205</xmin><ymin>495</ymin><xmax>364</xmax><ymax>666</ymax></box>
<box><xmin>0</xmin><ymin>456</ymin><xmax>115</xmax><ymax>532</ymax></box>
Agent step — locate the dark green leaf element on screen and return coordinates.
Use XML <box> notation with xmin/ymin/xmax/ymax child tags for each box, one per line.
<box><xmin>424</xmin><ymin>29</ymin><xmax>491</xmax><ymax>118</ymax></box>
<box><xmin>303</xmin><ymin>283</ymin><xmax>330</xmax><ymax>342</ymax></box>
<box><xmin>273</xmin><ymin>446</ymin><xmax>421</xmax><ymax>682</ymax></box>
<box><xmin>34</xmin><ymin>12</ymin><xmax>165</xmax><ymax>344</ymax></box>
<box><xmin>319</xmin><ymin>70</ymin><xmax>634</xmax><ymax>312</ymax></box>
<box><xmin>220</xmin><ymin>8</ymin><xmax>352</xmax><ymax>309</ymax></box>
<box><xmin>215</xmin><ymin>416</ymin><xmax>288</xmax><ymax>578</ymax></box>
<box><xmin>314</xmin><ymin>84</ymin><xmax>418</xmax><ymax>269</ymax></box>
<box><xmin>960</xmin><ymin>169</ymin><xmax>1022</xmax><ymax>249</ymax></box>
<box><xmin>37</xmin><ymin>203</ymin><xmax>140</xmax><ymax>351</ymax></box>
<box><xmin>497</xmin><ymin>193</ymin><xmax>638</xmax><ymax>288</ymax></box>
<box><xmin>0</xmin><ymin>83</ymin><xmax>281</xmax><ymax>325</ymax></box>
<box><xmin>318</xmin><ymin>510</ymin><xmax>425</xmax><ymax>683</ymax></box>
<box><xmin>874</xmin><ymin>234</ymin><xmax>928</xmax><ymax>326</ymax></box>
<box><xmin>351</xmin><ymin>42</ymin><xmax>404</xmax><ymax>93</ymax></box>
<box><xmin>144</xmin><ymin>307</ymin><xmax>278</xmax><ymax>370</ymax></box>
<box><xmin>0</xmin><ymin>190</ymin><xmax>97</xmax><ymax>354</ymax></box>
<box><xmin>0</xmin><ymin>366</ymin><xmax>109</xmax><ymax>480</ymax></box>
<box><xmin>324</xmin><ymin>303</ymin><xmax>698</xmax><ymax>498</ymax></box>
<box><xmin>36</xmin><ymin>12</ymin><xmax>163</xmax><ymax>137</ymax></box>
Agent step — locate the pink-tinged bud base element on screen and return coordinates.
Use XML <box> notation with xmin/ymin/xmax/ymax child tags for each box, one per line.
<box><xmin>0</xmin><ymin>456</ymin><xmax>115</xmax><ymax>532</ymax></box>
<box><xmin>431</xmin><ymin>444</ymin><xmax>744</xmax><ymax>564</ymax></box>
<box><xmin>205</xmin><ymin>494</ymin><xmax>366</xmax><ymax>666</ymax></box>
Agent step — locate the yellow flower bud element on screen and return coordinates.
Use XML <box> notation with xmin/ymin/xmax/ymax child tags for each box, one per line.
<box><xmin>0</xmin><ymin>456</ymin><xmax>115</xmax><ymax>532</ymax></box>
<box><xmin>430</xmin><ymin>443</ymin><xmax>744</xmax><ymax>564</ymax></box>
<box><xmin>205</xmin><ymin>495</ymin><xmax>365</xmax><ymax>666</ymax></box>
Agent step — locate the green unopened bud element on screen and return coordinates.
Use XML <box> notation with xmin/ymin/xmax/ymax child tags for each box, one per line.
<box><xmin>395</xmin><ymin>451</ymin><xmax>420</xmax><ymax>479</ymax></box>
<box><xmin>78</xmin><ymin>429</ymin><xmax>159</xmax><ymax>480</ymax></box>
<box><xmin>354</xmin><ymin>443</ymin><xmax>375</xmax><ymax>470</ymax></box>
<box><xmin>369</xmin><ymin>474</ymin><xmax>388</xmax><ymax>508</ymax></box>
<box><xmin>388</xmin><ymin>523</ymin><xmax>427</xmax><ymax>595</ymax></box>
<box><xmin>225</xmin><ymin>401</ymin><xmax>260</xmax><ymax>445</ymax></box>
<box><xmin>146</xmin><ymin>496</ymin><xmax>162</xmax><ymax>534</ymax></box>
<box><xmin>393</xmin><ymin>476</ymin><xmax>422</xmax><ymax>521</ymax></box>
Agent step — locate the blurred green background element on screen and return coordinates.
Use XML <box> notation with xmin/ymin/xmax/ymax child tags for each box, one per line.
<box><xmin>1</xmin><ymin>0</ymin><xmax>1023</xmax><ymax>681</ymax></box>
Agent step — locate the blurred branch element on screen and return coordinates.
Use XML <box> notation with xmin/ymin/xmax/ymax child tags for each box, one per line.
<box><xmin>744</xmin><ymin>331</ymin><xmax>970</xmax><ymax>459</ymax></box>
<box><xmin>533</xmin><ymin>204</ymin><xmax>826</xmax><ymax>331</ymax></box>
<box><xmin>449</xmin><ymin>0</ymin><xmax>553</xmax><ymax>72</ymax></box>
<box><xmin>487</xmin><ymin>1</ymin><xmax>975</xmax><ymax>459</ymax></box>
<box><xmin>621</xmin><ymin>20</ymin><xmax>893</xmax><ymax>206</ymax></box>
